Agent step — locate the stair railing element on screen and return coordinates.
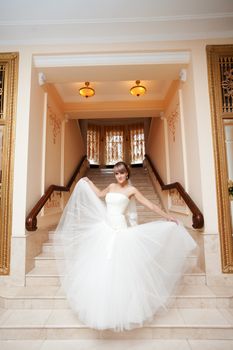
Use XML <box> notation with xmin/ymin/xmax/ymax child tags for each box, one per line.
<box><xmin>145</xmin><ymin>154</ymin><xmax>204</xmax><ymax>229</ymax></box>
<box><xmin>26</xmin><ymin>155</ymin><xmax>87</xmax><ymax>231</ymax></box>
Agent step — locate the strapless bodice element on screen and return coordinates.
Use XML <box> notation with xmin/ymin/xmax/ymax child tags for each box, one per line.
<box><xmin>105</xmin><ymin>192</ymin><xmax>129</xmax><ymax>215</ymax></box>
<box><xmin>105</xmin><ymin>192</ymin><xmax>129</xmax><ymax>230</ymax></box>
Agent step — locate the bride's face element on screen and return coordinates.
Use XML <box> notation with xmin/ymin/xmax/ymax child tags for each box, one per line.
<box><xmin>114</xmin><ymin>170</ymin><xmax>128</xmax><ymax>185</ymax></box>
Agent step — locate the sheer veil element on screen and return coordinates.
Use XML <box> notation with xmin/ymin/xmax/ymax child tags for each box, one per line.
<box><xmin>52</xmin><ymin>176</ymin><xmax>197</xmax><ymax>331</ymax></box>
<box><xmin>125</xmin><ymin>179</ymin><xmax>138</xmax><ymax>226</ymax></box>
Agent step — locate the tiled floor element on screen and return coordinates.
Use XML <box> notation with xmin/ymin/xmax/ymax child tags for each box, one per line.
<box><xmin>1</xmin><ymin>339</ymin><xmax>233</xmax><ymax>350</ymax></box>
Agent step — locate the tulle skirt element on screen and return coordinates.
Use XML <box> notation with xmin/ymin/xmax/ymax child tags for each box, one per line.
<box><xmin>54</xmin><ymin>179</ymin><xmax>197</xmax><ymax>331</ymax></box>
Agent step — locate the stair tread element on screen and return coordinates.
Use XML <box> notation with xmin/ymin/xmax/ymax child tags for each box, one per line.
<box><xmin>0</xmin><ymin>308</ymin><xmax>232</xmax><ymax>329</ymax></box>
<box><xmin>26</xmin><ymin>267</ymin><xmax>205</xmax><ymax>276</ymax></box>
<box><xmin>1</xmin><ymin>284</ymin><xmax>232</xmax><ymax>299</ymax></box>
<box><xmin>36</xmin><ymin>251</ymin><xmax>199</xmax><ymax>259</ymax></box>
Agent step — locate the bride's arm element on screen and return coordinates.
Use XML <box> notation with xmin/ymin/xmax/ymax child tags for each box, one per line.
<box><xmin>82</xmin><ymin>177</ymin><xmax>111</xmax><ymax>198</ymax></box>
<box><xmin>133</xmin><ymin>187</ymin><xmax>178</xmax><ymax>223</ymax></box>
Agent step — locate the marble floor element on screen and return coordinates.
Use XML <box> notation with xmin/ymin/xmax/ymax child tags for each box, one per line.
<box><xmin>0</xmin><ymin>339</ymin><xmax>233</xmax><ymax>350</ymax></box>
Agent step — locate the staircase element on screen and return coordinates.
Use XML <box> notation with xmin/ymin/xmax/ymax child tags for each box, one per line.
<box><xmin>0</xmin><ymin>167</ymin><xmax>233</xmax><ymax>349</ymax></box>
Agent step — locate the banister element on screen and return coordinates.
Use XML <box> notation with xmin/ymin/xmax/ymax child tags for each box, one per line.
<box><xmin>26</xmin><ymin>155</ymin><xmax>87</xmax><ymax>231</ymax></box>
<box><xmin>145</xmin><ymin>154</ymin><xmax>204</xmax><ymax>229</ymax></box>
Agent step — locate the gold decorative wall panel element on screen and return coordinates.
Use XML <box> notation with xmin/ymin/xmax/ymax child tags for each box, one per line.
<box><xmin>207</xmin><ymin>45</ymin><xmax>233</xmax><ymax>273</ymax></box>
<box><xmin>0</xmin><ymin>53</ymin><xmax>18</xmax><ymax>275</ymax></box>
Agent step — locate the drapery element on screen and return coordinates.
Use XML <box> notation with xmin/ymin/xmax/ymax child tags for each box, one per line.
<box><xmin>87</xmin><ymin>122</ymin><xmax>145</xmax><ymax>165</ymax></box>
<box><xmin>87</xmin><ymin>124</ymin><xmax>101</xmax><ymax>164</ymax></box>
<box><xmin>129</xmin><ymin>123</ymin><xmax>145</xmax><ymax>164</ymax></box>
<box><xmin>104</xmin><ymin>125</ymin><xmax>124</xmax><ymax>165</ymax></box>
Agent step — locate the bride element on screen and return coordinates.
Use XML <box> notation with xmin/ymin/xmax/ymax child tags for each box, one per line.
<box><xmin>55</xmin><ymin>161</ymin><xmax>196</xmax><ymax>331</ymax></box>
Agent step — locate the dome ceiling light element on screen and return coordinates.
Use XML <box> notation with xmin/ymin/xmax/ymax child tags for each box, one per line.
<box><xmin>130</xmin><ymin>80</ymin><xmax>147</xmax><ymax>97</ymax></box>
<box><xmin>79</xmin><ymin>82</ymin><xmax>95</xmax><ymax>98</ymax></box>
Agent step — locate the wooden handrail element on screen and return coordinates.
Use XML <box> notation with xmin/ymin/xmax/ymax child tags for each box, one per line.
<box><xmin>26</xmin><ymin>155</ymin><xmax>87</xmax><ymax>231</ymax></box>
<box><xmin>145</xmin><ymin>154</ymin><xmax>204</xmax><ymax>229</ymax></box>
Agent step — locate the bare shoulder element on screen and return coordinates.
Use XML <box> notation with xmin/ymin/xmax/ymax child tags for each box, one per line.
<box><xmin>108</xmin><ymin>183</ymin><xmax>116</xmax><ymax>191</ymax></box>
<box><xmin>128</xmin><ymin>185</ymin><xmax>138</xmax><ymax>196</ymax></box>
<box><xmin>130</xmin><ymin>186</ymin><xmax>146</xmax><ymax>199</ymax></box>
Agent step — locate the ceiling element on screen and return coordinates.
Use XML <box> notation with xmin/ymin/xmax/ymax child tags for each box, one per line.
<box><xmin>2</xmin><ymin>0</ymin><xmax>233</xmax><ymax>120</ymax></box>
<box><xmin>1</xmin><ymin>0</ymin><xmax>233</xmax><ymax>45</ymax></box>
<box><xmin>35</xmin><ymin>53</ymin><xmax>188</xmax><ymax>119</ymax></box>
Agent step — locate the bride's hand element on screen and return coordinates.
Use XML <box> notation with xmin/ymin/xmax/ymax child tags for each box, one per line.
<box><xmin>168</xmin><ymin>216</ymin><xmax>179</xmax><ymax>225</ymax></box>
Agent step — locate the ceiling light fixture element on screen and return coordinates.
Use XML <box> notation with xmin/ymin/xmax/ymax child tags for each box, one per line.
<box><xmin>130</xmin><ymin>80</ymin><xmax>147</xmax><ymax>97</ymax></box>
<box><xmin>79</xmin><ymin>82</ymin><xmax>95</xmax><ymax>98</ymax></box>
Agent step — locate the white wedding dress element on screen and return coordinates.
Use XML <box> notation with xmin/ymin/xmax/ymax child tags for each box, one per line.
<box><xmin>55</xmin><ymin>178</ymin><xmax>196</xmax><ymax>331</ymax></box>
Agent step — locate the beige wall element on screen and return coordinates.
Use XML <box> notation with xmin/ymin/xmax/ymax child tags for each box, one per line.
<box><xmin>63</xmin><ymin>119</ymin><xmax>85</xmax><ymax>185</ymax></box>
<box><xmin>147</xmin><ymin>117</ymin><xmax>167</xmax><ymax>182</ymax></box>
<box><xmin>147</xmin><ymin>66</ymin><xmax>203</xmax><ymax>227</ymax></box>
<box><xmin>26</xmin><ymin>68</ymin><xmax>46</xmax><ymax>213</ymax></box>
<box><xmin>45</xmin><ymin>96</ymin><xmax>63</xmax><ymax>189</ymax></box>
<box><xmin>165</xmin><ymin>89</ymin><xmax>186</xmax><ymax>187</ymax></box>
<box><xmin>180</xmin><ymin>64</ymin><xmax>202</xmax><ymax>209</ymax></box>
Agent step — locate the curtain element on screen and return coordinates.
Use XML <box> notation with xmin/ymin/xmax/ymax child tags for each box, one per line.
<box><xmin>87</xmin><ymin>124</ymin><xmax>101</xmax><ymax>164</ymax></box>
<box><xmin>104</xmin><ymin>125</ymin><xmax>124</xmax><ymax>165</ymax></box>
<box><xmin>129</xmin><ymin>123</ymin><xmax>145</xmax><ymax>164</ymax></box>
<box><xmin>87</xmin><ymin>123</ymin><xmax>145</xmax><ymax>165</ymax></box>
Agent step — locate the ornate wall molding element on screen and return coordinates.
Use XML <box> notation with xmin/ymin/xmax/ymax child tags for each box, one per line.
<box><xmin>167</xmin><ymin>103</ymin><xmax>179</xmax><ymax>142</ymax></box>
<box><xmin>48</xmin><ymin>106</ymin><xmax>61</xmax><ymax>144</ymax></box>
<box><xmin>220</xmin><ymin>57</ymin><xmax>233</xmax><ymax>113</ymax></box>
<box><xmin>44</xmin><ymin>191</ymin><xmax>62</xmax><ymax>215</ymax></box>
<box><xmin>168</xmin><ymin>188</ymin><xmax>188</xmax><ymax>214</ymax></box>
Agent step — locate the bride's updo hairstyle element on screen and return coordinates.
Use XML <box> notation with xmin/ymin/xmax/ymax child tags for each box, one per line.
<box><xmin>113</xmin><ymin>161</ymin><xmax>130</xmax><ymax>179</ymax></box>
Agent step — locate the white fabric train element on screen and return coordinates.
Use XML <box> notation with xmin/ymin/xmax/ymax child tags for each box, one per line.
<box><xmin>54</xmin><ymin>178</ymin><xmax>197</xmax><ymax>331</ymax></box>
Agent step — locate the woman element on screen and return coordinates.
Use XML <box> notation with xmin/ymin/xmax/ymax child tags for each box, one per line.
<box><xmin>55</xmin><ymin>161</ymin><xmax>196</xmax><ymax>331</ymax></box>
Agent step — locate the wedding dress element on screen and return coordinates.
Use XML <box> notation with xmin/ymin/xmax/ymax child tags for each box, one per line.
<box><xmin>55</xmin><ymin>178</ymin><xmax>197</xmax><ymax>331</ymax></box>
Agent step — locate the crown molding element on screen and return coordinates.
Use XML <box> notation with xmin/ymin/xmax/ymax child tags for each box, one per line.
<box><xmin>1</xmin><ymin>31</ymin><xmax>233</xmax><ymax>47</ymax></box>
<box><xmin>0</xmin><ymin>11</ymin><xmax>232</xmax><ymax>46</ymax></box>
<box><xmin>1</xmin><ymin>12</ymin><xmax>233</xmax><ymax>26</ymax></box>
<box><xmin>64</xmin><ymin>100</ymin><xmax>165</xmax><ymax>113</ymax></box>
<box><xmin>33</xmin><ymin>51</ymin><xmax>191</xmax><ymax>68</ymax></box>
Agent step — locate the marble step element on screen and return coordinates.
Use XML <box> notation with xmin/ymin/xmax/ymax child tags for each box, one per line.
<box><xmin>1</xmin><ymin>339</ymin><xmax>233</xmax><ymax>350</ymax></box>
<box><xmin>0</xmin><ymin>307</ymin><xmax>233</xmax><ymax>340</ymax></box>
<box><xmin>34</xmin><ymin>254</ymin><xmax>199</xmax><ymax>271</ymax></box>
<box><xmin>1</xmin><ymin>285</ymin><xmax>232</xmax><ymax>310</ymax></box>
<box><xmin>25</xmin><ymin>269</ymin><xmax>206</xmax><ymax>287</ymax></box>
<box><xmin>41</xmin><ymin>240</ymin><xmax>199</xmax><ymax>257</ymax></box>
<box><xmin>42</xmin><ymin>240</ymin><xmax>200</xmax><ymax>259</ymax></box>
